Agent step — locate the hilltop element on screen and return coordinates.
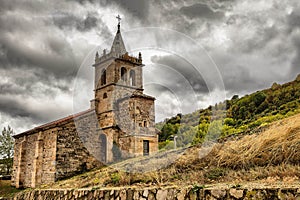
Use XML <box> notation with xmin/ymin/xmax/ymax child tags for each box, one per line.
<box><xmin>158</xmin><ymin>74</ymin><xmax>300</xmax><ymax>149</ymax></box>
<box><xmin>39</xmin><ymin>112</ymin><xmax>300</xmax><ymax>189</ymax></box>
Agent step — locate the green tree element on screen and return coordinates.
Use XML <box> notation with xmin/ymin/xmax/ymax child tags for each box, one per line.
<box><xmin>192</xmin><ymin>123</ymin><xmax>209</xmax><ymax>144</ymax></box>
<box><xmin>251</xmin><ymin>92</ymin><xmax>266</xmax><ymax>107</ymax></box>
<box><xmin>207</xmin><ymin>120</ymin><xmax>222</xmax><ymax>140</ymax></box>
<box><xmin>224</xmin><ymin>118</ymin><xmax>235</xmax><ymax>126</ymax></box>
<box><xmin>0</xmin><ymin>126</ymin><xmax>14</xmax><ymax>175</ymax></box>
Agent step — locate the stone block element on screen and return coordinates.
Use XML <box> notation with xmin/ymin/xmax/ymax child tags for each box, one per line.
<box><xmin>211</xmin><ymin>189</ymin><xmax>226</xmax><ymax>198</ymax></box>
<box><xmin>229</xmin><ymin>188</ymin><xmax>244</xmax><ymax>199</ymax></box>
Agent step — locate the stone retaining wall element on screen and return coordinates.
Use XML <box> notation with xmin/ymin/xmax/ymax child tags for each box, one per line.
<box><xmin>13</xmin><ymin>186</ymin><xmax>300</xmax><ymax>200</ymax></box>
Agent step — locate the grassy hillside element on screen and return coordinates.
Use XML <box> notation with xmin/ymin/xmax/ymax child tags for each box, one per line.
<box><xmin>42</xmin><ymin>113</ymin><xmax>300</xmax><ymax>189</ymax></box>
<box><xmin>0</xmin><ymin>180</ymin><xmax>22</xmax><ymax>198</ymax></box>
<box><xmin>158</xmin><ymin>74</ymin><xmax>300</xmax><ymax>149</ymax></box>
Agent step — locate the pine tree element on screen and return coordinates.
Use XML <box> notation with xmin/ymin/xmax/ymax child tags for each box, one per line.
<box><xmin>0</xmin><ymin>126</ymin><xmax>14</xmax><ymax>175</ymax></box>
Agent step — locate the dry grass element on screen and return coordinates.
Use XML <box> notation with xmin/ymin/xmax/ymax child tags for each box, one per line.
<box><xmin>42</xmin><ymin>113</ymin><xmax>300</xmax><ymax>189</ymax></box>
<box><xmin>207</xmin><ymin>113</ymin><xmax>300</xmax><ymax>169</ymax></box>
<box><xmin>0</xmin><ymin>180</ymin><xmax>23</xmax><ymax>197</ymax></box>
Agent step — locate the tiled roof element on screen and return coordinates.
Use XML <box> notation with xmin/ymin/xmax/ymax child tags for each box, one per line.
<box><xmin>14</xmin><ymin>109</ymin><xmax>94</xmax><ymax>138</ymax></box>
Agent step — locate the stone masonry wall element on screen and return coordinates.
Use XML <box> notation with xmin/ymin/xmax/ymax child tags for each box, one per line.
<box><xmin>13</xmin><ymin>186</ymin><xmax>300</xmax><ymax>200</ymax></box>
<box><xmin>117</xmin><ymin>96</ymin><xmax>155</xmax><ymax>136</ymax></box>
<box><xmin>55</xmin><ymin>114</ymin><xmax>102</xmax><ymax>181</ymax></box>
<box><xmin>11</xmin><ymin>129</ymin><xmax>57</xmax><ymax>188</ymax></box>
<box><xmin>11</xmin><ymin>137</ymin><xmax>21</xmax><ymax>187</ymax></box>
<box><xmin>12</xmin><ymin>111</ymin><xmax>103</xmax><ymax>188</ymax></box>
<box><xmin>74</xmin><ymin>110</ymin><xmax>117</xmax><ymax>163</ymax></box>
<box><xmin>116</xmin><ymin>96</ymin><xmax>157</xmax><ymax>157</ymax></box>
<box><xmin>73</xmin><ymin>111</ymin><xmax>103</xmax><ymax>164</ymax></box>
<box><xmin>118</xmin><ymin>135</ymin><xmax>158</xmax><ymax>157</ymax></box>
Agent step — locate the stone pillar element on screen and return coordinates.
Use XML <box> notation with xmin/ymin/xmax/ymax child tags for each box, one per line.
<box><xmin>31</xmin><ymin>132</ymin><xmax>42</xmax><ymax>188</ymax></box>
<box><xmin>15</xmin><ymin>136</ymin><xmax>26</xmax><ymax>188</ymax></box>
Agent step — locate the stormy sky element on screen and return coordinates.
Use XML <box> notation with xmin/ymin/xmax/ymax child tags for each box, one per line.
<box><xmin>1</xmin><ymin>0</ymin><xmax>300</xmax><ymax>133</ymax></box>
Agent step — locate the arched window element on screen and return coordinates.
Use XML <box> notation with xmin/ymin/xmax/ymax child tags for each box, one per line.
<box><xmin>101</xmin><ymin>69</ymin><xmax>106</xmax><ymax>85</ymax></box>
<box><xmin>144</xmin><ymin>121</ymin><xmax>147</xmax><ymax>127</ymax></box>
<box><xmin>103</xmin><ymin>93</ymin><xmax>107</xmax><ymax>99</ymax></box>
<box><xmin>130</xmin><ymin>70</ymin><xmax>136</xmax><ymax>86</ymax></box>
<box><xmin>121</xmin><ymin>67</ymin><xmax>127</xmax><ymax>82</ymax></box>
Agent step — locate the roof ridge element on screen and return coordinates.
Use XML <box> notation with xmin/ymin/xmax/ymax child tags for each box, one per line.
<box><xmin>14</xmin><ymin>109</ymin><xmax>94</xmax><ymax>138</ymax></box>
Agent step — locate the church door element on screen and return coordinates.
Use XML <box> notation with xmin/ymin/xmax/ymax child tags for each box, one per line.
<box><xmin>99</xmin><ymin>134</ymin><xmax>107</xmax><ymax>163</ymax></box>
<box><xmin>143</xmin><ymin>140</ymin><xmax>149</xmax><ymax>156</ymax></box>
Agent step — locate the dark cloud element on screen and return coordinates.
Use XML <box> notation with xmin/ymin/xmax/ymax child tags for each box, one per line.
<box><xmin>110</xmin><ymin>0</ymin><xmax>150</xmax><ymax>20</ymax></box>
<box><xmin>0</xmin><ymin>35</ymin><xmax>77</xmax><ymax>79</ymax></box>
<box><xmin>0</xmin><ymin>70</ymin><xmax>70</xmax><ymax>97</ymax></box>
<box><xmin>69</xmin><ymin>0</ymin><xmax>94</xmax><ymax>4</ymax></box>
<box><xmin>145</xmin><ymin>84</ymin><xmax>168</xmax><ymax>94</ymax></box>
<box><xmin>53</xmin><ymin>12</ymin><xmax>100</xmax><ymax>32</ymax></box>
<box><xmin>46</xmin><ymin>36</ymin><xmax>71</xmax><ymax>56</ymax></box>
<box><xmin>219</xmin><ymin>64</ymin><xmax>255</xmax><ymax>92</ymax></box>
<box><xmin>82</xmin><ymin>14</ymin><xmax>98</xmax><ymax>31</ymax></box>
<box><xmin>208</xmin><ymin>51</ymin><xmax>273</xmax><ymax>94</ymax></box>
<box><xmin>0</xmin><ymin>83</ymin><xmax>22</xmax><ymax>95</ymax></box>
<box><xmin>288</xmin><ymin>10</ymin><xmax>300</xmax><ymax>32</ymax></box>
<box><xmin>72</xmin><ymin>0</ymin><xmax>150</xmax><ymax>21</ymax></box>
<box><xmin>216</xmin><ymin>0</ymin><xmax>235</xmax><ymax>2</ymax></box>
<box><xmin>52</xmin><ymin>11</ymin><xmax>112</xmax><ymax>40</ymax></box>
<box><xmin>291</xmin><ymin>36</ymin><xmax>300</xmax><ymax>75</ymax></box>
<box><xmin>0</xmin><ymin>0</ymin><xmax>98</xmax><ymax>132</ymax></box>
<box><xmin>236</xmin><ymin>25</ymin><xmax>279</xmax><ymax>54</ymax></box>
<box><xmin>0</xmin><ymin>0</ymin><xmax>48</xmax><ymax>13</ymax></box>
<box><xmin>151</xmin><ymin>55</ymin><xmax>209</xmax><ymax>94</ymax></box>
<box><xmin>0</xmin><ymin>8</ymin><xmax>82</xmax><ymax>79</ymax></box>
<box><xmin>0</xmin><ymin>94</ymin><xmax>70</xmax><ymax>124</ymax></box>
<box><xmin>0</xmin><ymin>0</ymin><xmax>105</xmax><ymax>133</ymax></box>
<box><xmin>52</xmin><ymin>13</ymin><xmax>79</xmax><ymax>30</ymax></box>
<box><xmin>146</xmin><ymin>1</ymin><xmax>226</xmax><ymax>37</ymax></box>
<box><xmin>0</xmin><ymin>96</ymin><xmax>37</xmax><ymax>120</ymax></box>
<box><xmin>180</xmin><ymin>3</ymin><xmax>224</xmax><ymax>20</ymax></box>
<box><xmin>0</xmin><ymin>13</ymin><xmax>39</xmax><ymax>33</ymax></box>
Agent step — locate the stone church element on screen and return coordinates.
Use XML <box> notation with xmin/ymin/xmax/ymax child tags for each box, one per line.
<box><xmin>11</xmin><ymin>19</ymin><xmax>158</xmax><ymax>188</ymax></box>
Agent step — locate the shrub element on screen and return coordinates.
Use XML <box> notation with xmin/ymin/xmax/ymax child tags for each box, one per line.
<box><xmin>110</xmin><ymin>173</ymin><xmax>120</xmax><ymax>185</ymax></box>
<box><xmin>205</xmin><ymin>168</ymin><xmax>226</xmax><ymax>180</ymax></box>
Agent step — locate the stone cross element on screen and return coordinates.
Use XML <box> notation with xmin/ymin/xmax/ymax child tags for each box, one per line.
<box><xmin>116</xmin><ymin>14</ymin><xmax>121</xmax><ymax>24</ymax></box>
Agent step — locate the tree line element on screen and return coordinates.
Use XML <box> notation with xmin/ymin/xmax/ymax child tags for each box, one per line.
<box><xmin>157</xmin><ymin>75</ymin><xmax>300</xmax><ymax>149</ymax></box>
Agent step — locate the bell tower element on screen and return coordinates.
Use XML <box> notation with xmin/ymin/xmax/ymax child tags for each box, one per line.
<box><xmin>91</xmin><ymin>16</ymin><xmax>158</xmax><ymax>162</ymax></box>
